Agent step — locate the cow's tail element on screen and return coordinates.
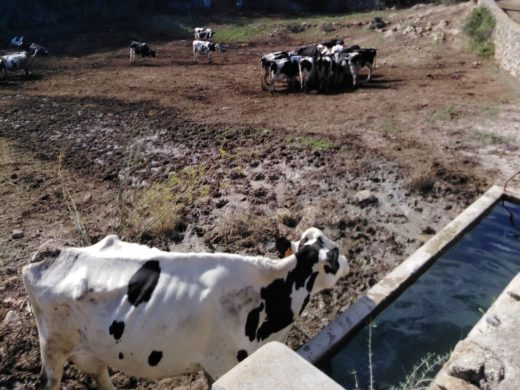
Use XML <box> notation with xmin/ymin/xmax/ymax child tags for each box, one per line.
<box><xmin>298</xmin><ymin>62</ymin><xmax>304</xmax><ymax>91</ymax></box>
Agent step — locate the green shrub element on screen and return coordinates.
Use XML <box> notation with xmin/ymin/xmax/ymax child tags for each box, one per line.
<box><xmin>464</xmin><ymin>7</ymin><xmax>496</xmax><ymax>58</ymax></box>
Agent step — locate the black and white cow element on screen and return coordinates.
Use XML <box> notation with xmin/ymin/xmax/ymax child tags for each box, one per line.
<box><xmin>28</xmin><ymin>43</ymin><xmax>49</xmax><ymax>57</ymax></box>
<box><xmin>315</xmin><ymin>55</ymin><xmax>338</xmax><ymax>93</ymax></box>
<box><xmin>260</xmin><ymin>51</ymin><xmax>293</xmax><ymax>90</ymax></box>
<box><xmin>348</xmin><ymin>48</ymin><xmax>377</xmax><ymax>87</ymax></box>
<box><xmin>267</xmin><ymin>55</ymin><xmax>301</xmax><ymax>93</ymax></box>
<box><xmin>1</xmin><ymin>51</ymin><xmax>32</xmax><ymax>76</ymax></box>
<box><xmin>194</xmin><ymin>27</ymin><xmax>214</xmax><ymax>40</ymax></box>
<box><xmin>298</xmin><ymin>56</ymin><xmax>316</xmax><ymax>93</ymax></box>
<box><xmin>129</xmin><ymin>41</ymin><xmax>156</xmax><ymax>63</ymax></box>
<box><xmin>23</xmin><ymin>227</ymin><xmax>349</xmax><ymax>389</ymax></box>
<box><xmin>192</xmin><ymin>40</ymin><xmax>224</xmax><ymax>63</ymax></box>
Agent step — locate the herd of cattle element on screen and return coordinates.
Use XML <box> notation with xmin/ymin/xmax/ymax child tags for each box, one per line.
<box><xmin>2</xmin><ymin>29</ymin><xmax>376</xmax><ymax>95</ymax></box>
<box><xmin>261</xmin><ymin>38</ymin><xmax>377</xmax><ymax>93</ymax></box>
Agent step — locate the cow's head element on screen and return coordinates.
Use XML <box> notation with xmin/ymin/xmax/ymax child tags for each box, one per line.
<box><xmin>276</xmin><ymin>227</ymin><xmax>349</xmax><ymax>291</ymax></box>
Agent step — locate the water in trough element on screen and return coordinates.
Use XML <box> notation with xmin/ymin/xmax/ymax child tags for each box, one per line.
<box><xmin>326</xmin><ymin>199</ymin><xmax>520</xmax><ymax>389</ymax></box>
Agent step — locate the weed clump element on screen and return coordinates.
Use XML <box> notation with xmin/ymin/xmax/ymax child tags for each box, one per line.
<box><xmin>464</xmin><ymin>7</ymin><xmax>496</xmax><ymax>58</ymax></box>
<box><xmin>119</xmin><ymin>165</ymin><xmax>209</xmax><ymax>242</ymax></box>
<box><xmin>408</xmin><ymin>174</ymin><xmax>436</xmax><ymax>195</ymax></box>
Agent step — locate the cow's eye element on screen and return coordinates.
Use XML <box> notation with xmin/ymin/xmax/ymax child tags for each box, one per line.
<box><xmin>298</xmin><ymin>236</ymin><xmax>309</xmax><ymax>250</ymax></box>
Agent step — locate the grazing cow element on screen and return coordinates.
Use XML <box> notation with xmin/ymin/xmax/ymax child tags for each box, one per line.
<box><xmin>194</xmin><ymin>27</ymin><xmax>214</xmax><ymax>40</ymax></box>
<box><xmin>192</xmin><ymin>40</ymin><xmax>224</xmax><ymax>63</ymax></box>
<box><xmin>23</xmin><ymin>228</ymin><xmax>349</xmax><ymax>389</ymax></box>
<box><xmin>316</xmin><ymin>55</ymin><xmax>337</xmax><ymax>93</ymax></box>
<box><xmin>1</xmin><ymin>51</ymin><xmax>32</xmax><ymax>76</ymax></box>
<box><xmin>348</xmin><ymin>48</ymin><xmax>377</xmax><ymax>87</ymax></box>
<box><xmin>268</xmin><ymin>56</ymin><xmax>301</xmax><ymax>93</ymax></box>
<box><xmin>260</xmin><ymin>51</ymin><xmax>293</xmax><ymax>90</ymax></box>
<box><xmin>129</xmin><ymin>41</ymin><xmax>156</xmax><ymax>63</ymax></box>
<box><xmin>298</xmin><ymin>56</ymin><xmax>316</xmax><ymax>93</ymax></box>
<box><xmin>28</xmin><ymin>43</ymin><xmax>49</xmax><ymax>57</ymax></box>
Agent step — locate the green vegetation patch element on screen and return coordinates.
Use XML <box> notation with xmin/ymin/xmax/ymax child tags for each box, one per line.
<box><xmin>476</xmin><ymin>130</ymin><xmax>509</xmax><ymax>145</ymax></box>
<box><xmin>429</xmin><ymin>105</ymin><xmax>463</xmax><ymax>122</ymax></box>
<box><xmin>464</xmin><ymin>6</ymin><xmax>496</xmax><ymax>58</ymax></box>
<box><xmin>288</xmin><ymin>136</ymin><xmax>336</xmax><ymax>151</ymax></box>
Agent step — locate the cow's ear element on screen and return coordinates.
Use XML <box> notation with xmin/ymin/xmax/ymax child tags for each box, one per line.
<box><xmin>275</xmin><ymin>237</ymin><xmax>293</xmax><ymax>258</ymax></box>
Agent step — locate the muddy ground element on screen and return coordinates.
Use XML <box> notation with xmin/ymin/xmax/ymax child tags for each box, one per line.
<box><xmin>1</xmin><ymin>2</ymin><xmax>520</xmax><ymax>389</ymax></box>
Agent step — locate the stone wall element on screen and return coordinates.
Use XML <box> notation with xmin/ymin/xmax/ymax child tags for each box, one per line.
<box><xmin>479</xmin><ymin>0</ymin><xmax>520</xmax><ymax>79</ymax></box>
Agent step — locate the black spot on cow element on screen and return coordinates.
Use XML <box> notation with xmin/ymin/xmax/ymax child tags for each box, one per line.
<box><xmin>324</xmin><ymin>247</ymin><xmax>340</xmax><ymax>275</ymax></box>
<box><xmin>245</xmin><ymin>302</ymin><xmax>264</xmax><ymax>341</ymax></box>
<box><xmin>301</xmin><ymin>59</ymin><xmax>313</xmax><ymax>72</ymax></box>
<box><xmin>148</xmin><ymin>350</ymin><xmax>163</xmax><ymax>366</ymax></box>
<box><xmin>118</xmin><ymin>352</ymin><xmax>124</xmax><ymax>360</ymax></box>
<box><xmin>246</xmin><ymin>244</ymin><xmax>320</xmax><ymax>342</ymax></box>
<box><xmin>237</xmin><ymin>349</ymin><xmax>248</xmax><ymax>362</ymax></box>
<box><xmin>275</xmin><ymin>237</ymin><xmax>292</xmax><ymax>258</ymax></box>
<box><xmin>127</xmin><ymin>260</ymin><xmax>161</xmax><ymax>307</ymax></box>
<box><xmin>278</xmin><ymin>60</ymin><xmax>299</xmax><ymax>78</ymax></box>
<box><xmin>109</xmin><ymin>320</ymin><xmax>125</xmax><ymax>341</ymax></box>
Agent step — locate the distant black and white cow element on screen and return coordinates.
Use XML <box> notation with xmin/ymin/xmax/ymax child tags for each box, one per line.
<box><xmin>194</xmin><ymin>27</ymin><xmax>214</xmax><ymax>40</ymax></box>
<box><xmin>1</xmin><ymin>51</ymin><xmax>32</xmax><ymax>76</ymax></box>
<box><xmin>316</xmin><ymin>55</ymin><xmax>338</xmax><ymax>93</ymax></box>
<box><xmin>267</xmin><ymin>55</ymin><xmax>301</xmax><ymax>93</ymax></box>
<box><xmin>28</xmin><ymin>43</ymin><xmax>49</xmax><ymax>57</ymax></box>
<box><xmin>348</xmin><ymin>48</ymin><xmax>377</xmax><ymax>87</ymax></box>
<box><xmin>260</xmin><ymin>51</ymin><xmax>293</xmax><ymax>90</ymax></box>
<box><xmin>23</xmin><ymin>227</ymin><xmax>349</xmax><ymax>389</ymax></box>
<box><xmin>298</xmin><ymin>56</ymin><xmax>316</xmax><ymax>93</ymax></box>
<box><xmin>192</xmin><ymin>40</ymin><xmax>224</xmax><ymax>63</ymax></box>
<box><xmin>129</xmin><ymin>41</ymin><xmax>156</xmax><ymax>63</ymax></box>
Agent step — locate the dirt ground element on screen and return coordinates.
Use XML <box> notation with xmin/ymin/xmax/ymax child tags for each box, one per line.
<box><xmin>1</xmin><ymin>2</ymin><xmax>520</xmax><ymax>389</ymax></box>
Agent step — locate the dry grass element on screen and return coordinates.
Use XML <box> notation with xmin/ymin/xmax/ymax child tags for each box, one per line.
<box><xmin>212</xmin><ymin>211</ymin><xmax>278</xmax><ymax>252</ymax></box>
<box><xmin>118</xmin><ymin>165</ymin><xmax>209</xmax><ymax>242</ymax></box>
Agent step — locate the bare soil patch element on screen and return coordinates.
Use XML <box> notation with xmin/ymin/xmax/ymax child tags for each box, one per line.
<box><xmin>1</xmin><ymin>2</ymin><xmax>519</xmax><ymax>389</ymax></box>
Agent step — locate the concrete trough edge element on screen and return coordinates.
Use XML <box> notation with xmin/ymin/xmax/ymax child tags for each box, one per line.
<box><xmin>298</xmin><ymin>185</ymin><xmax>509</xmax><ymax>365</ymax></box>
